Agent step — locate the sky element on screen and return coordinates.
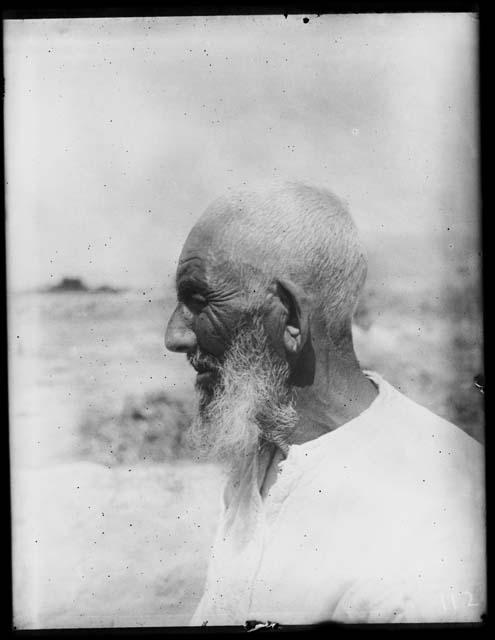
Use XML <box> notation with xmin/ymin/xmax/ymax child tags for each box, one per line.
<box><xmin>4</xmin><ymin>13</ymin><xmax>479</xmax><ymax>291</ymax></box>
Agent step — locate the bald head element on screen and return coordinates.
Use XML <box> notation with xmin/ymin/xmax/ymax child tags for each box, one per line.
<box><xmin>182</xmin><ymin>181</ymin><xmax>367</xmax><ymax>342</ymax></box>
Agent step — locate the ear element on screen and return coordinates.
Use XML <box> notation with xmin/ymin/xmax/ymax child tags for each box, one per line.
<box><xmin>263</xmin><ymin>278</ymin><xmax>315</xmax><ymax>387</ymax></box>
<box><xmin>275</xmin><ymin>278</ymin><xmax>311</xmax><ymax>357</ymax></box>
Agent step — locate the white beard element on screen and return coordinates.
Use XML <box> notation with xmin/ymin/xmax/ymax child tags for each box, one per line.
<box><xmin>187</xmin><ymin>316</ymin><xmax>298</xmax><ymax>473</ymax></box>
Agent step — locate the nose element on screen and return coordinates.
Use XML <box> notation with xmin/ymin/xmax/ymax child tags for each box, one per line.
<box><xmin>165</xmin><ymin>305</ymin><xmax>197</xmax><ymax>352</ymax></box>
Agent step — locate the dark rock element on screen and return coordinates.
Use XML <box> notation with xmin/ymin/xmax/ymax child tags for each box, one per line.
<box><xmin>47</xmin><ymin>277</ymin><xmax>89</xmax><ymax>292</ymax></box>
<box><xmin>44</xmin><ymin>277</ymin><xmax>123</xmax><ymax>294</ymax></box>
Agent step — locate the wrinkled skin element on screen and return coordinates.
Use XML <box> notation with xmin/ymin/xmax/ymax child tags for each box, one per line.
<box><xmin>171</xmin><ymin>256</ymin><xmax>246</xmax><ymax>358</ymax></box>
<box><xmin>165</xmin><ymin>225</ymin><xmax>255</xmax><ymax>393</ymax></box>
<box><xmin>165</xmin><ymin>227</ymin><xmax>316</xmax><ymax>392</ymax></box>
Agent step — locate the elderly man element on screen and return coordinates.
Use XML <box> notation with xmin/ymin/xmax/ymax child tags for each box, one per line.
<box><xmin>165</xmin><ymin>181</ymin><xmax>485</xmax><ymax>625</ymax></box>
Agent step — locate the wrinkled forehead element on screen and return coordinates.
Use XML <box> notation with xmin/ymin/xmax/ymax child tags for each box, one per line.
<box><xmin>176</xmin><ymin>219</ymin><xmax>234</xmax><ymax>289</ymax></box>
<box><xmin>178</xmin><ymin>220</ymin><xmax>214</xmax><ymax>264</ymax></box>
<box><xmin>176</xmin><ymin>219</ymin><xmax>267</xmax><ymax>299</ymax></box>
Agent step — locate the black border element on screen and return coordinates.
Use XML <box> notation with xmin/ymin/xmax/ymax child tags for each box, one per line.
<box><xmin>0</xmin><ymin>1</ymin><xmax>483</xmax><ymax>20</ymax></box>
<box><xmin>2</xmin><ymin>2</ymin><xmax>489</xmax><ymax>637</ymax></box>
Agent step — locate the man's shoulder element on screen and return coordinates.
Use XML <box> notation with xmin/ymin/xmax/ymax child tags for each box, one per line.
<box><xmin>370</xmin><ymin>372</ymin><xmax>483</xmax><ymax>453</ymax></box>
<box><xmin>357</xmin><ymin>373</ymin><xmax>484</xmax><ymax>501</ymax></box>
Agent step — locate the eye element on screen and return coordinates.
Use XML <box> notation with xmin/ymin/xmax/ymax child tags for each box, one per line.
<box><xmin>186</xmin><ymin>292</ymin><xmax>208</xmax><ymax>313</ymax></box>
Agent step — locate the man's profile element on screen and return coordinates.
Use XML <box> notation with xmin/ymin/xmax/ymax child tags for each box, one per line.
<box><xmin>165</xmin><ymin>181</ymin><xmax>485</xmax><ymax>625</ymax></box>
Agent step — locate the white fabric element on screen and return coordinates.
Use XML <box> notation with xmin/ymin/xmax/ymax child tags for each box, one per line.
<box><xmin>190</xmin><ymin>372</ymin><xmax>486</xmax><ymax>625</ymax></box>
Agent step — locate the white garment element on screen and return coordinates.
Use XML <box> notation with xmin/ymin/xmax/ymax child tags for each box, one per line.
<box><xmin>191</xmin><ymin>372</ymin><xmax>485</xmax><ymax>625</ymax></box>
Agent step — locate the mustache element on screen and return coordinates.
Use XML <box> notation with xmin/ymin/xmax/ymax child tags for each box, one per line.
<box><xmin>187</xmin><ymin>349</ymin><xmax>222</xmax><ymax>375</ymax></box>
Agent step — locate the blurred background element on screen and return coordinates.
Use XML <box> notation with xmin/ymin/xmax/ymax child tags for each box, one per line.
<box><xmin>5</xmin><ymin>13</ymin><xmax>482</xmax><ymax>629</ymax></box>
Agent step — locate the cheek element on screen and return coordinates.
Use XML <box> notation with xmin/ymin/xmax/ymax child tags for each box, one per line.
<box><xmin>195</xmin><ymin>306</ymin><xmax>244</xmax><ymax>357</ymax></box>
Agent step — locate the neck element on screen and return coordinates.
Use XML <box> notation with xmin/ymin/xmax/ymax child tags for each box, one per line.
<box><xmin>284</xmin><ymin>343</ymin><xmax>378</xmax><ymax>450</ymax></box>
